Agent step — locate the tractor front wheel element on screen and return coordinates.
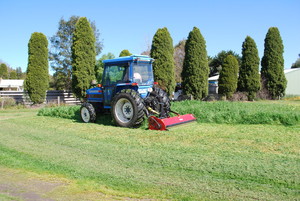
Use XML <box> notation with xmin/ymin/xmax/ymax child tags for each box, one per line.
<box><xmin>80</xmin><ymin>102</ymin><xmax>96</xmax><ymax>123</ymax></box>
<box><xmin>111</xmin><ymin>89</ymin><xmax>145</xmax><ymax>128</ymax></box>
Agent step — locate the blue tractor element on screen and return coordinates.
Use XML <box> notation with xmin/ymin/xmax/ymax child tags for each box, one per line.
<box><xmin>80</xmin><ymin>55</ymin><xmax>195</xmax><ymax>130</ymax></box>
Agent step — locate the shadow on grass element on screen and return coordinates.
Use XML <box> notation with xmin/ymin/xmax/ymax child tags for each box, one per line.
<box><xmin>38</xmin><ymin>106</ymin><xmax>148</xmax><ymax>129</ymax></box>
<box><xmin>73</xmin><ymin>110</ymin><xmax>148</xmax><ymax>129</ymax></box>
<box><xmin>63</xmin><ymin>109</ymin><xmax>114</xmax><ymax>126</ymax></box>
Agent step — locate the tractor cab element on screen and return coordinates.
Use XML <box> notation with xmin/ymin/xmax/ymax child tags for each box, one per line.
<box><xmin>86</xmin><ymin>55</ymin><xmax>155</xmax><ymax>109</ymax></box>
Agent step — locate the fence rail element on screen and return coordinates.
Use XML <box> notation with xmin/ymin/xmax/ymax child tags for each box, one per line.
<box><xmin>0</xmin><ymin>90</ymin><xmax>81</xmax><ymax>105</ymax></box>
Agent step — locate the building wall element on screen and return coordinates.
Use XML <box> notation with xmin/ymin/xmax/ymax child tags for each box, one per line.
<box><xmin>285</xmin><ymin>69</ymin><xmax>300</xmax><ymax>96</ymax></box>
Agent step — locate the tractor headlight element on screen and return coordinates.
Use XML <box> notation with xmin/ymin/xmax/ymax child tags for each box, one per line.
<box><xmin>148</xmin><ymin>88</ymin><xmax>153</xmax><ymax>93</ymax></box>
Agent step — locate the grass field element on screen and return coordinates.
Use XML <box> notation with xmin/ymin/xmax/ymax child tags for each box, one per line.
<box><xmin>0</xmin><ymin>101</ymin><xmax>300</xmax><ymax>200</ymax></box>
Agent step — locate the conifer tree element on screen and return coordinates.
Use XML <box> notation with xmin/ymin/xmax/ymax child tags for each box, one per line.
<box><xmin>24</xmin><ymin>32</ymin><xmax>49</xmax><ymax>104</ymax></box>
<box><xmin>182</xmin><ymin>27</ymin><xmax>209</xmax><ymax>100</ymax></box>
<box><xmin>150</xmin><ymin>27</ymin><xmax>175</xmax><ymax>95</ymax></box>
<box><xmin>218</xmin><ymin>55</ymin><xmax>239</xmax><ymax>99</ymax></box>
<box><xmin>71</xmin><ymin>17</ymin><xmax>96</xmax><ymax>99</ymax></box>
<box><xmin>119</xmin><ymin>49</ymin><xmax>131</xmax><ymax>57</ymax></box>
<box><xmin>261</xmin><ymin>27</ymin><xmax>286</xmax><ymax>99</ymax></box>
<box><xmin>237</xmin><ymin>36</ymin><xmax>260</xmax><ymax>100</ymax></box>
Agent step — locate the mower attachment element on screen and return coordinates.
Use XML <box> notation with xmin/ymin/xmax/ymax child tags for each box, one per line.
<box><xmin>148</xmin><ymin>113</ymin><xmax>196</xmax><ymax>131</ymax></box>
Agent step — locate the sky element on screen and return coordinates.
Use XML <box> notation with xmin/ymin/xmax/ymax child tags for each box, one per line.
<box><xmin>0</xmin><ymin>0</ymin><xmax>299</xmax><ymax>74</ymax></box>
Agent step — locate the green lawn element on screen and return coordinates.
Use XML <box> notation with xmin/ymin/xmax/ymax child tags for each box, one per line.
<box><xmin>0</xmin><ymin>102</ymin><xmax>299</xmax><ymax>200</ymax></box>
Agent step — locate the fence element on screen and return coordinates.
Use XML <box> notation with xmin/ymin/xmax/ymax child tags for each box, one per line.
<box><xmin>0</xmin><ymin>90</ymin><xmax>81</xmax><ymax>106</ymax></box>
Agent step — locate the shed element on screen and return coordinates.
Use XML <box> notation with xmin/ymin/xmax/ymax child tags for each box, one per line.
<box><xmin>0</xmin><ymin>78</ymin><xmax>24</xmax><ymax>91</ymax></box>
<box><xmin>284</xmin><ymin>68</ymin><xmax>300</xmax><ymax>96</ymax></box>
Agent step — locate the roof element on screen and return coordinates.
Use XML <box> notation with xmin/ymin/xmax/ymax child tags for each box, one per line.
<box><xmin>284</xmin><ymin>68</ymin><xmax>300</xmax><ymax>74</ymax></box>
<box><xmin>208</xmin><ymin>75</ymin><xmax>219</xmax><ymax>81</ymax></box>
<box><xmin>103</xmin><ymin>55</ymin><xmax>154</xmax><ymax>64</ymax></box>
<box><xmin>0</xmin><ymin>79</ymin><xmax>24</xmax><ymax>87</ymax></box>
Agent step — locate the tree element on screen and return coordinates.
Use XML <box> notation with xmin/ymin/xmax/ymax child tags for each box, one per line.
<box><xmin>95</xmin><ymin>53</ymin><xmax>115</xmax><ymax>83</ymax></box>
<box><xmin>24</xmin><ymin>32</ymin><xmax>49</xmax><ymax>104</ymax></box>
<box><xmin>49</xmin><ymin>16</ymin><xmax>103</xmax><ymax>90</ymax></box>
<box><xmin>0</xmin><ymin>63</ymin><xmax>8</xmax><ymax>79</ymax></box>
<box><xmin>9</xmin><ymin>70</ymin><xmax>17</xmax><ymax>79</ymax></box>
<box><xmin>119</xmin><ymin>49</ymin><xmax>131</xmax><ymax>57</ymax></box>
<box><xmin>237</xmin><ymin>36</ymin><xmax>261</xmax><ymax>100</ymax></box>
<box><xmin>261</xmin><ymin>27</ymin><xmax>286</xmax><ymax>99</ymax></box>
<box><xmin>181</xmin><ymin>27</ymin><xmax>209</xmax><ymax>100</ymax></box>
<box><xmin>209</xmin><ymin>50</ymin><xmax>241</xmax><ymax>77</ymax></box>
<box><xmin>150</xmin><ymin>27</ymin><xmax>175</xmax><ymax>95</ymax></box>
<box><xmin>16</xmin><ymin>67</ymin><xmax>24</xmax><ymax>79</ymax></box>
<box><xmin>174</xmin><ymin>39</ymin><xmax>186</xmax><ymax>83</ymax></box>
<box><xmin>291</xmin><ymin>54</ymin><xmax>300</xmax><ymax>68</ymax></box>
<box><xmin>71</xmin><ymin>17</ymin><xmax>96</xmax><ymax>99</ymax></box>
<box><xmin>218</xmin><ymin>55</ymin><xmax>239</xmax><ymax>99</ymax></box>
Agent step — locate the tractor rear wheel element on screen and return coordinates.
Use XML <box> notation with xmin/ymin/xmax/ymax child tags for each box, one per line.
<box><xmin>111</xmin><ymin>89</ymin><xmax>145</xmax><ymax>128</ymax></box>
<box><xmin>146</xmin><ymin>86</ymin><xmax>171</xmax><ymax>118</ymax></box>
<box><xmin>80</xmin><ymin>102</ymin><xmax>96</xmax><ymax>123</ymax></box>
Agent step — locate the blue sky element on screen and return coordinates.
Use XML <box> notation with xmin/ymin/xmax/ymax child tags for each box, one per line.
<box><xmin>0</xmin><ymin>0</ymin><xmax>299</xmax><ymax>74</ymax></box>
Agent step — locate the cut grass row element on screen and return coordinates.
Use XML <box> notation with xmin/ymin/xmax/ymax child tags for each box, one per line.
<box><xmin>38</xmin><ymin>100</ymin><xmax>300</xmax><ymax>126</ymax></box>
<box><xmin>0</xmin><ymin>107</ymin><xmax>299</xmax><ymax>200</ymax></box>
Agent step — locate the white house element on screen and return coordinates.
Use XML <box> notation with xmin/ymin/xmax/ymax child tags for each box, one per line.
<box><xmin>0</xmin><ymin>78</ymin><xmax>24</xmax><ymax>91</ymax></box>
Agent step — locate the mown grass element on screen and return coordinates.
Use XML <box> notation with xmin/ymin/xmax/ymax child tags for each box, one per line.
<box><xmin>1</xmin><ymin>106</ymin><xmax>300</xmax><ymax>200</ymax></box>
<box><xmin>38</xmin><ymin>100</ymin><xmax>300</xmax><ymax>126</ymax></box>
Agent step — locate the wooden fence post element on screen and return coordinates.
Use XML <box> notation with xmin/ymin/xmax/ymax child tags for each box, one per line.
<box><xmin>58</xmin><ymin>96</ymin><xmax>60</xmax><ymax>106</ymax></box>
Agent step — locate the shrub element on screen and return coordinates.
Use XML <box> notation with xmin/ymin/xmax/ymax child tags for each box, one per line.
<box><xmin>0</xmin><ymin>97</ymin><xmax>16</xmax><ymax>109</ymax></box>
<box><xmin>230</xmin><ymin>92</ymin><xmax>248</xmax><ymax>101</ymax></box>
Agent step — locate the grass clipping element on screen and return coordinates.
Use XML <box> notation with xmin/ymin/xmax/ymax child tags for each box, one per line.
<box><xmin>38</xmin><ymin>101</ymin><xmax>300</xmax><ymax>126</ymax></box>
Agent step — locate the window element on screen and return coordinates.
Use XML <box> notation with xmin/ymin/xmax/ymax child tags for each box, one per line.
<box><xmin>102</xmin><ymin>64</ymin><xmax>129</xmax><ymax>85</ymax></box>
<box><xmin>132</xmin><ymin>63</ymin><xmax>154</xmax><ymax>85</ymax></box>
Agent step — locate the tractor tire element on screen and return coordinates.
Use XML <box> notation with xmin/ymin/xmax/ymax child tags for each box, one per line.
<box><xmin>80</xmin><ymin>102</ymin><xmax>96</xmax><ymax>123</ymax></box>
<box><xmin>146</xmin><ymin>86</ymin><xmax>171</xmax><ymax>117</ymax></box>
<box><xmin>111</xmin><ymin>89</ymin><xmax>145</xmax><ymax>128</ymax></box>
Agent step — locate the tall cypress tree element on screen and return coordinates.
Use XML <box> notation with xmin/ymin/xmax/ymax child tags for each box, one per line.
<box><xmin>261</xmin><ymin>27</ymin><xmax>286</xmax><ymax>99</ymax></box>
<box><xmin>150</xmin><ymin>27</ymin><xmax>175</xmax><ymax>95</ymax></box>
<box><xmin>24</xmin><ymin>32</ymin><xmax>49</xmax><ymax>104</ymax></box>
<box><xmin>218</xmin><ymin>55</ymin><xmax>239</xmax><ymax>99</ymax></box>
<box><xmin>182</xmin><ymin>27</ymin><xmax>209</xmax><ymax>100</ymax></box>
<box><xmin>237</xmin><ymin>36</ymin><xmax>260</xmax><ymax>100</ymax></box>
<box><xmin>71</xmin><ymin>17</ymin><xmax>96</xmax><ymax>99</ymax></box>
